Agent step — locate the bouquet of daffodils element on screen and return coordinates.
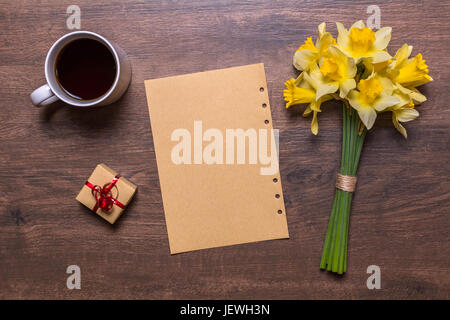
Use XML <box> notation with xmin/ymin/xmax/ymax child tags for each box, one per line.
<box><xmin>283</xmin><ymin>21</ymin><xmax>432</xmax><ymax>274</ymax></box>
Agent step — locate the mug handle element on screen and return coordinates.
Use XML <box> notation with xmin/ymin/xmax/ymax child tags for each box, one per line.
<box><xmin>30</xmin><ymin>84</ymin><xmax>60</xmax><ymax>107</ymax></box>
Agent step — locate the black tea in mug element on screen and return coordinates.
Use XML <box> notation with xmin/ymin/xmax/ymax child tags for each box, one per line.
<box><xmin>55</xmin><ymin>38</ymin><xmax>117</xmax><ymax>100</ymax></box>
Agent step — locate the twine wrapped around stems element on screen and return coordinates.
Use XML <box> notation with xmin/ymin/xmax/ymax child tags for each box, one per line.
<box><xmin>335</xmin><ymin>173</ymin><xmax>357</xmax><ymax>192</ymax></box>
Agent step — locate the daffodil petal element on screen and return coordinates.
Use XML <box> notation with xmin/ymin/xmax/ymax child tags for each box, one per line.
<box><xmin>311</xmin><ymin>110</ymin><xmax>319</xmax><ymax>135</ymax></box>
<box><xmin>377</xmin><ymin>75</ymin><xmax>395</xmax><ymax>95</ymax></box>
<box><xmin>372</xmin><ymin>50</ymin><xmax>392</xmax><ymax>63</ymax></box>
<box><xmin>303</xmin><ymin>68</ymin><xmax>321</xmax><ymax>91</ymax></box>
<box><xmin>318</xmin><ymin>22</ymin><xmax>326</xmax><ymax>38</ymax></box>
<box><xmin>347</xmin><ymin>90</ymin><xmax>362</xmax><ymax>108</ymax></box>
<box><xmin>293</xmin><ymin>49</ymin><xmax>317</xmax><ymax>71</ymax></box>
<box><xmin>345</xmin><ymin>54</ymin><xmax>357</xmax><ymax>78</ymax></box>
<box><xmin>316</xmin><ymin>82</ymin><xmax>339</xmax><ymax>101</ymax></box>
<box><xmin>392</xmin><ymin>91</ymin><xmax>412</xmax><ymax>108</ymax></box>
<box><xmin>374</xmin><ymin>95</ymin><xmax>400</xmax><ymax>112</ymax></box>
<box><xmin>303</xmin><ymin>104</ymin><xmax>312</xmax><ymax>117</ymax></box>
<box><xmin>296</xmin><ymin>72</ymin><xmax>315</xmax><ymax>90</ymax></box>
<box><xmin>351</xmin><ymin>20</ymin><xmax>365</xmax><ymax>29</ymax></box>
<box><xmin>396</xmin><ymin>83</ymin><xmax>427</xmax><ymax>104</ymax></box>
<box><xmin>395</xmin><ymin>82</ymin><xmax>411</xmax><ymax>95</ymax></box>
<box><xmin>294</xmin><ymin>72</ymin><xmax>304</xmax><ymax>87</ymax></box>
<box><xmin>396</xmin><ymin>108</ymin><xmax>419</xmax><ymax>122</ymax></box>
<box><xmin>327</xmin><ymin>45</ymin><xmax>343</xmax><ymax>59</ymax></box>
<box><xmin>336</xmin><ymin>22</ymin><xmax>349</xmax><ymax>49</ymax></box>
<box><xmin>394</xmin><ymin>43</ymin><xmax>412</xmax><ymax>68</ymax></box>
<box><xmin>357</xmin><ymin>105</ymin><xmax>377</xmax><ymax>130</ymax></box>
<box><xmin>409</xmin><ymin>90</ymin><xmax>427</xmax><ymax>104</ymax></box>
<box><xmin>317</xmin><ymin>32</ymin><xmax>334</xmax><ymax>53</ymax></box>
<box><xmin>339</xmin><ymin>78</ymin><xmax>356</xmax><ymax>98</ymax></box>
<box><xmin>327</xmin><ymin>44</ymin><xmax>356</xmax><ymax>77</ymax></box>
<box><xmin>373</xmin><ymin>27</ymin><xmax>392</xmax><ymax>50</ymax></box>
<box><xmin>319</xmin><ymin>94</ymin><xmax>333</xmax><ymax>103</ymax></box>
<box><xmin>392</xmin><ymin>113</ymin><xmax>408</xmax><ymax>138</ymax></box>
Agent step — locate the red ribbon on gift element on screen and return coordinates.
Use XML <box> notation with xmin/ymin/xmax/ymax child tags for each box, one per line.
<box><xmin>85</xmin><ymin>175</ymin><xmax>125</xmax><ymax>212</ymax></box>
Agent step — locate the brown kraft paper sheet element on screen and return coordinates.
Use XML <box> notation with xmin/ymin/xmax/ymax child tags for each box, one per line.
<box><xmin>145</xmin><ymin>63</ymin><xmax>289</xmax><ymax>254</ymax></box>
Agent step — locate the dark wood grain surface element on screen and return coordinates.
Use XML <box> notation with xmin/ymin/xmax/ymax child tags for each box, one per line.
<box><xmin>0</xmin><ymin>0</ymin><xmax>449</xmax><ymax>299</ymax></box>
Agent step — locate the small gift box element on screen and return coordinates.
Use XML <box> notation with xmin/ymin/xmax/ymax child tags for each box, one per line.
<box><xmin>76</xmin><ymin>164</ymin><xmax>137</xmax><ymax>224</ymax></box>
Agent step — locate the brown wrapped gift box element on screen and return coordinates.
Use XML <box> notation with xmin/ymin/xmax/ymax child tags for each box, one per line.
<box><xmin>76</xmin><ymin>163</ymin><xmax>137</xmax><ymax>224</ymax></box>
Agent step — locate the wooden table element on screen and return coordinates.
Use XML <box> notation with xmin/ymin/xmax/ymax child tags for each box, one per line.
<box><xmin>0</xmin><ymin>0</ymin><xmax>448</xmax><ymax>299</ymax></box>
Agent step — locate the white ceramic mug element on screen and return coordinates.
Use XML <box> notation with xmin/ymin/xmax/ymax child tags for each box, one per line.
<box><xmin>30</xmin><ymin>31</ymin><xmax>131</xmax><ymax>107</ymax></box>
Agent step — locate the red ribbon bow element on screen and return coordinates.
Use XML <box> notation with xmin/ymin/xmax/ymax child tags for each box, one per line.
<box><xmin>85</xmin><ymin>175</ymin><xmax>125</xmax><ymax>212</ymax></box>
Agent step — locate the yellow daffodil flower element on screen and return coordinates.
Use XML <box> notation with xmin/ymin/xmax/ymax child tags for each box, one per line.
<box><xmin>336</xmin><ymin>20</ymin><xmax>392</xmax><ymax>63</ymax></box>
<box><xmin>386</xmin><ymin>90</ymin><xmax>419</xmax><ymax>138</ymax></box>
<box><xmin>391</xmin><ymin>104</ymin><xmax>418</xmax><ymax>138</ymax></box>
<box><xmin>293</xmin><ymin>22</ymin><xmax>336</xmax><ymax>72</ymax></box>
<box><xmin>347</xmin><ymin>73</ymin><xmax>399</xmax><ymax>129</ymax></box>
<box><xmin>302</xmin><ymin>64</ymin><xmax>339</xmax><ymax>101</ymax></box>
<box><xmin>362</xmin><ymin>58</ymin><xmax>393</xmax><ymax>79</ymax></box>
<box><xmin>388</xmin><ymin>43</ymin><xmax>433</xmax><ymax>89</ymax></box>
<box><xmin>318</xmin><ymin>45</ymin><xmax>357</xmax><ymax>98</ymax></box>
<box><xmin>283</xmin><ymin>75</ymin><xmax>331</xmax><ymax>135</ymax></box>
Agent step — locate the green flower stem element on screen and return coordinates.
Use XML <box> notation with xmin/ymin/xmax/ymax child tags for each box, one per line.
<box><xmin>320</xmin><ymin>188</ymin><xmax>338</xmax><ymax>269</ymax></box>
<box><xmin>320</xmin><ymin>103</ymin><xmax>366</xmax><ymax>274</ymax></box>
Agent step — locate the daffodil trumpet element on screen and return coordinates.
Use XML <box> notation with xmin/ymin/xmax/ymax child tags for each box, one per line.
<box><xmin>284</xmin><ymin>21</ymin><xmax>432</xmax><ymax>274</ymax></box>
